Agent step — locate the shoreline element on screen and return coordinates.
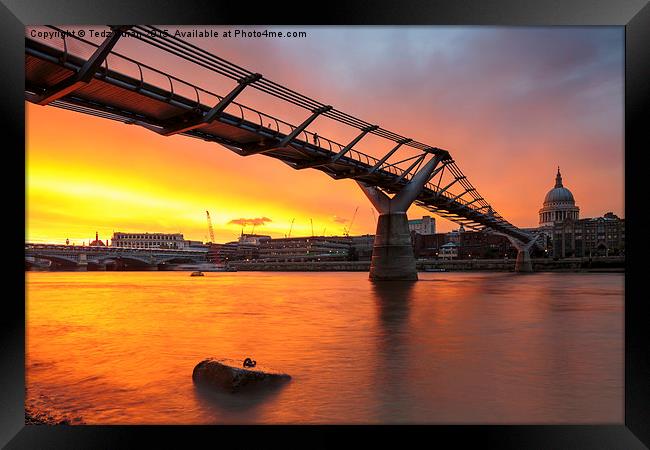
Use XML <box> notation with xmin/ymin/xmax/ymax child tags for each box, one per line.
<box><xmin>25</xmin><ymin>267</ymin><xmax>625</xmax><ymax>274</ymax></box>
<box><xmin>25</xmin><ymin>256</ymin><xmax>624</xmax><ymax>274</ymax></box>
<box><xmin>25</xmin><ymin>405</ymin><xmax>84</xmax><ymax>425</ymax></box>
<box><xmin>25</xmin><ymin>256</ymin><xmax>625</xmax><ymax>273</ymax></box>
<box><xmin>229</xmin><ymin>257</ymin><xmax>625</xmax><ymax>273</ymax></box>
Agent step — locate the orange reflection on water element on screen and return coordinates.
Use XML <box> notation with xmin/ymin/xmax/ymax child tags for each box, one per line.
<box><xmin>26</xmin><ymin>271</ymin><xmax>623</xmax><ymax>424</ymax></box>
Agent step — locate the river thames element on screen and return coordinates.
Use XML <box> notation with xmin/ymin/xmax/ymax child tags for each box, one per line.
<box><xmin>26</xmin><ymin>271</ymin><xmax>623</xmax><ymax>424</ymax></box>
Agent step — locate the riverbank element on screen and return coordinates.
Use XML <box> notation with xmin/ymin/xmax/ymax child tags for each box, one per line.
<box><xmin>25</xmin><ymin>405</ymin><xmax>84</xmax><ymax>425</ymax></box>
<box><xmin>25</xmin><ymin>256</ymin><xmax>624</xmax><ymax>273</ymax></box>
<box><xmin>229</xmin><ymin>256</ymin><xmax>624</xmax><ymax>272</ymax></box>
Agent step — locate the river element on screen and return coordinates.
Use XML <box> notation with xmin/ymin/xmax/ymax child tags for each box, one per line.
<box><xmin>25</xmin><ymin>271</ymin><xmax>623</xmax><ymax>424</ymax></box>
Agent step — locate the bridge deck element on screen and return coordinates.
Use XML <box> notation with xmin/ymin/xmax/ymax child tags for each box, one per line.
<box><xmin>25</xmin><ymin>33</ymin><xmax>531</xmax><ymax>242</ymax></box>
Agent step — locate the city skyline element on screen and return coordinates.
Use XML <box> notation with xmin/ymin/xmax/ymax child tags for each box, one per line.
<box><xmin>26</xmin><ymin>26</ymin><xmax>624</xmax><ymax>244</ymax></box>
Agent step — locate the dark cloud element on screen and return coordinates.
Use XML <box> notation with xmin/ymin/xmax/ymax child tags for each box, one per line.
<box><xmin>228</xmin><ymin>217</ymin><xmax>272</xmax><ymax>227</ymax></box>
<box><xmin>332</xmin><ymin>216</ymin><xmax>348</xmax><ymax>224</ymax></box>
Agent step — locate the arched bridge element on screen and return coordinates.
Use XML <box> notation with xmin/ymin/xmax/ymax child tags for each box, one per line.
<box><xmin>25</xmin><ymin>243</ymin><xmax>208</xmax><ymax>270</ymax></box>
<box><xmin>25</xmin><ymin>25</ymin><xmax>538</xmax><ymax>279</ymax></box>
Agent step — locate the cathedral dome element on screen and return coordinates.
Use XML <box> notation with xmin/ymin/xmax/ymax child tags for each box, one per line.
<box><xmin>544</xmin><ymin>187</ymin><xmax>575</xmax><ymax>204</ymax></box>
<box><xmin>538</xmin><ymin>167</ymin><xmax>579</xmax><ymax>227</ymax></box>
<box><xmin>543</xmin><ymin>168</ymin><xmax>575</xmax><ymax>205</ymax></box>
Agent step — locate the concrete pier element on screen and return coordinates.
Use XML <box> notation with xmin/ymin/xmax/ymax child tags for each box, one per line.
<box><xmin>486</xmin><ymin>230</ymin><xmax>539</xmax><ymax>273</ymax></box>
<box><xmin>370</xmin><ymin>213</ymin><xmax>417</xmax><ymax>280</ymax></box>
<box><xmin>515</xmin><ymin>249</ymin><xmax>533</xmax><ymax>272</ymax></box>
<box><xmin>357</xmin><ymin>152</ymin><xmax>445</xmax><ymax>281</ymax></box>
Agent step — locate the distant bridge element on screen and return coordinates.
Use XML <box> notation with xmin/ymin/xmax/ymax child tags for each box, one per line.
<box><xmin>25</xmin><ymin>25</ymin><xmax>539</xmax><ymax>278</ymax></box>
<box><xmin>25</xmin><ymin>243</ymin><xmax>207</xmax><ymax>270</ymax></box>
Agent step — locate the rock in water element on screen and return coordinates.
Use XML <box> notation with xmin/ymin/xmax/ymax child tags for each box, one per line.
<box><xmin>192</xmin><ymin>358</ymin><xmax>291</xmax><ymax>392</ymax></box>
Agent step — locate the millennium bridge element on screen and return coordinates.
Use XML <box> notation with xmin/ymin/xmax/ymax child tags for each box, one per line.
<box><xmin>25</xmin><ymin>25</ymin><xmax>541</xmax><ymax>279</ymax></box>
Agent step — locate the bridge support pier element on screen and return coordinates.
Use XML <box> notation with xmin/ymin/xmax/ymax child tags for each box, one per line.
<box><xmin>357</xmin><ymin>152</ymin><xmax>444</xmax><ymax>281</ymax></box>
<box><xmin>486</xmin><ymin>230</ymin><xmax>539</xmax><ymax>273</ymax></box>
<box><xmin>515</xmin><ymin>248</ymin><xmax>533</xmax><ymax>272</ymax></box>
<box><xmin>369</xmin><ymin>212</ymin><xmax>418</xmax><ymax>280</ymax></box>
<box><xmin>77</xmin><ymin>254</ymin><xmax>88</xmax><ymax>271</ymax></box>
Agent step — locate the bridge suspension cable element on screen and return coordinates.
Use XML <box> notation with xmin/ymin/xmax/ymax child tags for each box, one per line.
<box><xmin>131</xmin><ymin>26</ymin><xmax>427</xmax><ymax>148</ymax></box>
<box><xmin>123</xmin><ymin>26</ymin><xmax>512</xmax><ymax>222</ymax></box>
<box><xmin>28</xmin><ymin>25</ymin><xmax>532</xmax><ymax>242</ymax></box>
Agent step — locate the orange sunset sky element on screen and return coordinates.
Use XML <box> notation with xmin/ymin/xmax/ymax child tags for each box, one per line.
<box><xmin>26</xmin><ymin>26</ymin><xmax>624</xmax><ymax>245</ymax></box>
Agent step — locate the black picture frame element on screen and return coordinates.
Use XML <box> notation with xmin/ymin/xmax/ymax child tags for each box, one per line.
<box><xmin>2</xmin><ymin>1</ymin><xmax>648</xmax><ymax>448</ymax></box>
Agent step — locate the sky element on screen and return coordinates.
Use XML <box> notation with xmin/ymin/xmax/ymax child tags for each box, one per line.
<box><xmin>25</xmin><ymin>26</ymin><xmax>624</xmax><ymax>245</ymax></box>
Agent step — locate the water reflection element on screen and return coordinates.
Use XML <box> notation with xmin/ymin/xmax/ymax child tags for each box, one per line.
<box><xmin>26</xmin><ymin>271</ymin><xmax>623</xmax><ymax>424</ymax></box>
<box><xmin>371</xmin><ymin>281</ymin><xmax>416</xmax><ymax>422</ymax></box>
<box><xmin>372</xmin><ymin>281</ymin><xmax>415</xmax><ymax>343</ymax></box>
<box><xmin>192</xmin><ymin>381</ymin><xmax>288</xmax><ymax>422</ymax></box>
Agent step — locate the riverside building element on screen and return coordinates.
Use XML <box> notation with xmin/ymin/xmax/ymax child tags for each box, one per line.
<box><xmin>408</xmin><ymin>215</ymin><xmax>436</xmax><ymax>235</ymax></box>
<box><xmin>258</xmin><ymin>237</ymin><xmax>351</xmax><ymax>262</ymax></box>
<box><xmin>111</xmin><ymin>232</ymin><xmax>187</xmax><ymax>249</ymax></box>
<box><xmin>551</xmin><ymin>212</ymin><xmax>625</xmax><ymax>258</ymax></box>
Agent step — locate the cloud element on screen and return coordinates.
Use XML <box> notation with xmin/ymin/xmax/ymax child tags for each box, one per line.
<box><xmin>332</xmin><ymin>216</ymin><xmax>348</xmax><ymax>224</ymax></box>
<box><xmin>228</xmin><ymin>217</ymin><xmax>272</xmax><ymax>227</ymax></box>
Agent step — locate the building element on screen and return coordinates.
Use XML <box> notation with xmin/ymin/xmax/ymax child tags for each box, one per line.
<box><xmin>412</xmin><ymin>226</ymin><xmax>518</xmax><ymax>260</ymax></box>
<box><xmin>206</xmin><ymin>234</ymin><xmax>271</xmax><ymax>263</ymax></box>
<box><xmin>533</xmin><ymin>167</ymin><xmax>624</xmax><ymax>258</ymax></box>
<box><xmin>447</xmin><ymin>224</ymin><xmax>464</xmax><ymax>243</ymax></box>
<box><xmin>539</xmin><ymin>167</ymin><xmax>580</xmax><ymax>227</ymax></box>
<box><xmin>408</xmin><ymin>215</ymin><xmax>436</xmax><ymax>235</ymax></box>
<box><xmin>89</xmin><ymin>231</ymin><xmax>107</xmax><ymax>247</ymax></box>
<box><xmin>457</xmin><ymin>230</ymin><xmax>518</xmax><ymax>259</ymax></box>
<box><xmin>238</xmin><ymin>233</ymin><xmax>272</xmax><ymax>246</ymax></box>
<box><xmin>552</xmin><ymin>212</ymin><xmax>625</xmax><ymax>258</ymax></box>
<box><xmin>411</xmin><ymin>233</ymin><xmax>447</xmax><ymax>258</ymax></box>
<box><xmin>258</xmin><ymin>236</ymin><xmax>351</xmax><ymax>262</ymax></box>
<box><xmin>184</xmin><ymin>240</ymin><xmax>210</xmax><ymax>251</ymax></box>
<box><xmin>207</xmin><ymin>242</ymin><xmax>258</xmax><ymax>262</ymax></box>
<box><xmin>347</xmin><ymin>235</ymin><xmax>374</xmax><ymax>261</ymax></box>
<box><xmin>111</xmin><ymin>232</ymin><xmax>187</xmax><ymax>249</ymax></box>
<box><xmin>207</xmin><ymin>234</ymin><xmax>374</xmax><ymax>263</ymax></box>
<box><xmin>439</xmin><ymin>242</ymin><xmax>459</xmax><ymax>259</ymax></box>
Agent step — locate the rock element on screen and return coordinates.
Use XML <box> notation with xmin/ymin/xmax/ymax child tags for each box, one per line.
<box><xmin>192</xmin><ymin>358</ymin><xmax>291</xmax><ymax>392</ymax></box>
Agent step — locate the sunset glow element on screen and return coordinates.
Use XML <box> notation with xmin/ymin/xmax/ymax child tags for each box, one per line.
<box><xmin>26</xmin><ymin>26</ymin><xmax>624</xmax><ymax>244</ymax></box>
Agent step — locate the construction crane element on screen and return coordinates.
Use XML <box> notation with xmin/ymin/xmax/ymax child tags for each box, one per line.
<box><xmin>205</xmin><ymin>210</ymin><xmax>215</xmax><ymax>243</ymax></box>
<box><xmin>344</xmin><ymin>206</ymin><xmax>359</xmax><ymax>237</ymax></box>
<box><xmin>286</xmin><ymin>218</ymin><xmax>295</xmax><ymax>238</ymax></box>
<box><xmin>310</xmin><ymin>218</ymin><xmax>314</xmax><ymax>237</ymax></box>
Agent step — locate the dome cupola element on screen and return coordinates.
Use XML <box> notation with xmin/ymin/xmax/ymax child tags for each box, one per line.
<box><xmin>543</xmin><ymin>167</ymin><xmax>575</xmax><ymax>204</ymax></box>
<box><xmin>538</xmin><ymin>166</ymin><xmax>579</xmax><ymax>227</ymax></box>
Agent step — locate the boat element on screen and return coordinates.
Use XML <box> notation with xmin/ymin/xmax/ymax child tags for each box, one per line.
<box><xmin>190</xmin><ymin>271</ymin><xmax>204</xmax><ymax>277</ymax></box>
